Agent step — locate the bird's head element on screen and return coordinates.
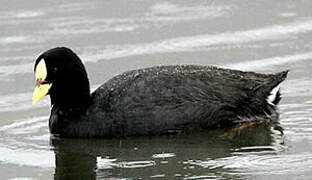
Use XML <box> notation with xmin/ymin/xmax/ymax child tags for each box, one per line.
<box><xmin>32</xmin><ymin>47</ymin><xmax>90</xmax><ymax>106</ymax></box>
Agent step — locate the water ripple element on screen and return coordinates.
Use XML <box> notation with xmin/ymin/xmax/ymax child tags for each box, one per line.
<box><xmin>227</xmin><ymin>52</ymin><xmax>312</xmax><ymax>71</ymax></box>
<box><xmin>0</xmin><ymin>146</ymin><xmax>54</xmax><ymax>168</ymax></box>
<box><xmin>152</xmin><ymin>152</ymin><xmax>176</xmax><ymax>159</ymax></box>
<box><xmin>148</xmin><ymin>2</ymin><xmax>229</xmax><ymax>21</ymax></box>
<box><xmin>1</xmin><ymin>19</ymin><xmax>312</xmax><ymax>80</ymax></box>
<box><xmin>185</xmin><ymin>153</ymin><xmax>312</xmax><ymax>176</ymax></box>
<box><xmin>46</xmin><ymin>3</ymin><xmax>228</xmax><ymax>35</ymax></box>
<box><xmin>81</xmin><ymin>19</ymin><xmax>312</xmax><ymax>62</ymax></box>
<box><xmin>96</xmin><ymin>157</ymin><xmax>156</xmax><ymax>170</ymax></box>
<box><xmin>0</xmin><ymin>116</ymin><xmax>47</xmax><ymax>132</ymax></box>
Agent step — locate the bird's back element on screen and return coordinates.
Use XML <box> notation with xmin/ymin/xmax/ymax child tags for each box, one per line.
<box><xmin>88</xmin><ymin>65</ymin><xmax>287</xmax><ymax>137</ymax></box>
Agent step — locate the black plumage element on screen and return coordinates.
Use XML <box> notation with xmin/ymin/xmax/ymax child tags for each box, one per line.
<box><xmin>33</xmin><ymin>47</ymin><xmax>288</xmax><ymax>138</ymax></box>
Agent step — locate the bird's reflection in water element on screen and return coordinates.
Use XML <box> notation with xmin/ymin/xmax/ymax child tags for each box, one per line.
<box><xmin>50</xmin><ymin>122</ymin><xmax>284</xmax><ymax>180</ymax></box>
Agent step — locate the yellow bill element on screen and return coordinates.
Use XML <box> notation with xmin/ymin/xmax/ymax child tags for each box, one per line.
<box><xmin>32</xmin><ymin>83</ymin><xmax>52</xmax><ymax>103</ymax></box>
<box><xmin>32</xmin><ymin>59</ymin><xmax>52</xmax><ymax>104</ymax></box>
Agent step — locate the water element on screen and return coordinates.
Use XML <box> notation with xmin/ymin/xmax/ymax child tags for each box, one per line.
<box><xmin>0</xmin><ymin>0</ymin><xmax>312</xmax><ymax>179</ymax></box>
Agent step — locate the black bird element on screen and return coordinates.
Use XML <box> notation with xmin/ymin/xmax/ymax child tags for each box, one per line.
<box><xmin>32</xmin><ymin>47</ymin><xmax>288</xmax><ymax>138</ymax></box>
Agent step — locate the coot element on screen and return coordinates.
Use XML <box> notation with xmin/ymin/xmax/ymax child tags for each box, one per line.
<box><xmin>32</xmin><ymin>47</ymin><xmax>288</xmax><ymax>138</ymax></box>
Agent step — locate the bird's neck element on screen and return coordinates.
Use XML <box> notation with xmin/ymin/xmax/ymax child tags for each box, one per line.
<box><xmin>49</xmin><ymin>74</ymin><xmax>91</xmax><ymax>109</ymax></box>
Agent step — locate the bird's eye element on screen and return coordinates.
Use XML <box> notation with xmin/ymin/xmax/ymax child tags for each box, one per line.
<box><xmin>53</xmin><ymin>67</ymin><xmax>58</xmax><ymax>73</ymax></box>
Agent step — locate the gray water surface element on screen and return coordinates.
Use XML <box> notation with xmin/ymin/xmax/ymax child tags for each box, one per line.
<box><xmin>1</xmin><ymin>0</ymin><xmax>312</xmax><ymax>179</ymax></box>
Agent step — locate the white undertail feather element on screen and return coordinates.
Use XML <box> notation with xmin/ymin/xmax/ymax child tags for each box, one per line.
<box><xmin>267</xmin><ymin>83</ymin><xmax>281</xmax><ymax>105</ymax></box>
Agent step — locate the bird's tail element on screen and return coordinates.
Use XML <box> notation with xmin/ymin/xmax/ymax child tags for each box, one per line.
<box><xmin>265</xmin><ymin>70</ymin><xmax>289</xmax><ymax>105</ymax></box>
<box><xmin>254</xmin><ymin>70</ymin><xmax>289</xmax><ymax>106</ymax></box>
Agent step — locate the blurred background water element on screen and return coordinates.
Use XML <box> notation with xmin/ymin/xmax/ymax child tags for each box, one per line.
<box><xmin>1</xmin><ymin>0</ymin><xmax>312</xmax><ymax>179</ymax></box>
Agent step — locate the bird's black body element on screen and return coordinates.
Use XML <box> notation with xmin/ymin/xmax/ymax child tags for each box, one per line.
<box><xmin>34</xmin><ymin>47</ymin><xmax>288</xmax><ymax>138</ymax></box>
